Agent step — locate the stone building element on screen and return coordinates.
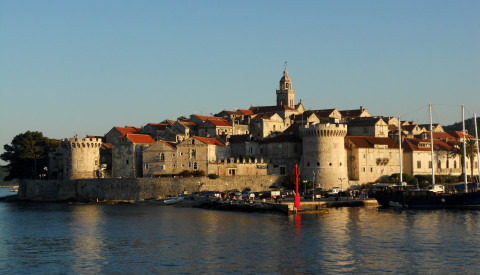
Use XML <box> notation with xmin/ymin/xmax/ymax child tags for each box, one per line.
<box><xmin>300</xmin><ymin>123</ymin><xmax>349</xmax><ymax>190</ymax></box>
<box><xmin>112</xmin><ymin>134</ymin><xmax>155</xmax><ymax>178</ymax></box>
<box><xmin>312</xmin><ymin>108</ymin><xmax>342</xmax><ymax>123</ymax></box>
<box><xmin>141</xmin><ymin>123</ymin><xmax>170</xmax><ymax>140</ymax></box>
<box><xmin>258</xmin><ymin>134</ymin><xmax>302</xmax><ymax>175</ymax></box>
<box><xmin>346</xmin><ymin>136</ymin><xmax>400</xmax><ymax>186</ymax></box>
<box><xmin>48</xmin><ymin>136</ymin><xmax>103</xmax><ymax>180</ymax></box>
<box><xmin>276</xmin><ymin>68</ymin><xmax>295</xmax><ymax>108</ymax></box>
<box><xmin>105</xmin><ymin>126</ymin><xmax>140</xmax><ymax>144</ymax></box>
<box><xmin>339</xmin><ymin>106</ymin><xmax>371</xmax><ymax>122</ymax></box>
<box><xmin>249</xmin><ymin>113</ymin><xmax>289</xmax><ymax>140</ymax></box>
<box><xmin>142</xmin><ymin>140</ymin><xmax>178</xmax><ymax>177</ymax></box>
<box><xmin>347</xmin><ymin>117</ymin><xmax>388</xmax><ymax>137</ymax></box>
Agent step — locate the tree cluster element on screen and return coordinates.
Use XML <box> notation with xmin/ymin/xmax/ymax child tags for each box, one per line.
<box><xmin>1</xmin><ymin>131</ymin><xmax>59</xmax><ymax>181</ymax></box>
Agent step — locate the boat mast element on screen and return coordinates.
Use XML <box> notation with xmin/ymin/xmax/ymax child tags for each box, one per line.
<box><xmin>474</xmin><ymin>113</ymin><xmax>479</xmax><ymax>190</ymax></box>
<box><xmin>462</xmin><ymin>105</ymin><xmax>468</xmax><ymax>192</ymax></box>
<box><xmin>398</xmin><ymin>116</ymin><xmax>403</xmax><ymax>185</ymax></box>
<box><xmin>430</xmin><ymin>103</ymin><xmax>435</xmax><ymax>186</ymax></box>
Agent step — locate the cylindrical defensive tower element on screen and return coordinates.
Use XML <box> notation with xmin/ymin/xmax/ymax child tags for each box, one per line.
<box><xmin>62</xmin><ymin>137</ymin><xmax>102</xmax><ymax>180</ymax></box>
<box><xmin>300</xmin><ymin>123</ymin><xmax>348</xmax><ymax>190</ymax></box>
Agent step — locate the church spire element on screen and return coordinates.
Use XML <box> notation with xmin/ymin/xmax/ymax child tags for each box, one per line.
<box><xmin>276</xmin><ymin>65</ymin><xmax>295</xmax><ymax>108</ymax></box>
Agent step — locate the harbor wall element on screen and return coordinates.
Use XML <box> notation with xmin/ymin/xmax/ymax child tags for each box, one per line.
<box><xmin>17</xmin><ymin>175</ymin><xmax>288</xmax><ymax>202</ymax></box>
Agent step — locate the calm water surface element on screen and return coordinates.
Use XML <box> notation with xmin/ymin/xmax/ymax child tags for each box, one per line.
<box><xmin>1</xmin><ymin>187</ymin><xmax>480</xmax><ymax>274</ymax></box>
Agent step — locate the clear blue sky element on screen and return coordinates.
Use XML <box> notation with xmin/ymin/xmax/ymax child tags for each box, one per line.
<box><xmin>1</xmin><ymin>0</ymin><xmax>479</xmax><ymax>161</ymax></box>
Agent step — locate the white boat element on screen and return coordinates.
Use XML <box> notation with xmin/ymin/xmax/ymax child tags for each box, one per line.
<box><xmin>10</xmin><ymin>186</ymin><xmax>18</xmax><ymax>192</ymax></box>
<box><xmin>164</xmin><ymin>197</ymin><xmax>184</xmax><ymax>205</ymax></box>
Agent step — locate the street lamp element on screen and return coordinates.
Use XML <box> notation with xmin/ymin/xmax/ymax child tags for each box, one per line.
<box><xmin>338</xmin><ymin>177</ymin><xmax>345</xmax><ymax>193</ymax></box>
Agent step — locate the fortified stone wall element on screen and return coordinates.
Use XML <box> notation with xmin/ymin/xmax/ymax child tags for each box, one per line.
<box><xmin>17</xmin><ymin>175</ymin><xmax>288</xmax><ymax>202</ymax></box>
<box><xmin>62</xmin><ymin>137</ymin><xmax>102</xmax><ymax>180</ymax></box>
<box><xmin>300</xmin><ymin>123</ymin><xmax>349</xmax><ymax>190</ymax></box>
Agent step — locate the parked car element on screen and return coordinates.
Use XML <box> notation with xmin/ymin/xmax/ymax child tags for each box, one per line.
<box><xmin>241</xmin><ymin>190</ymin><xmax>255</xmax><ymax>199</ymax></box>
<box><xmin>327</xmin><ymin>187</ymin><xmax>342</xmax><ymax>197</ymax></box>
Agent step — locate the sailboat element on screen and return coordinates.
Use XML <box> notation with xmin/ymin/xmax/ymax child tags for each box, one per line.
<box><xmin>374</xmin><ymin>105</ymin><xmax>480</xmax><ymax>208</ymax></box>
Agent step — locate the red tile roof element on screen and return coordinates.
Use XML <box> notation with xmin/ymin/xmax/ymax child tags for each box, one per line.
<box><xmin>193</xmin><ymin>136</ymin><xmax>226</xmax><ymax>146</ymax></box>
<box><xmin>101</xmin><ymin>143</ymin><xmax>112</xmax><ymax>150</ymax></box>
<box><xmin>192</xmin><ymin>114</ymin><xmax>225</xmax><ymax>122</ymax></box>
<box><xmin>253</xmin><ymin>113</ymin><xmax>276</xmax><ymax>120</ymax></box>
<box><xmin>207</xmin><ymin>119</ymin><xmax>231</xmax><ymax>127</ymax></box>
<box><xmin>347</xmin><ymin>136</ymin><xmax>398</xmax><ymax>149</ymax></box>
<box><xmin>115</xmin><ymin>126</ymin><xmax>141</xmax><ymax>135</ymax></box>
<box><xmin>447</xmin><ymin>131</ymin><xmax>473</xmax><ymax>139</ymax></box>
<box><xmin>402</xmin><ymin>138</ymin><xmax>453</xmax><ymax>152</ymax></box>
<box><xmin>123</xmin><ymin>134</ymin><xmax>155</xmax><ymax>144</ymax></box>
<box><xmin>238</xmin><ymin>109</ymin><xmax>254</xmax><ymax>115</ymax></box>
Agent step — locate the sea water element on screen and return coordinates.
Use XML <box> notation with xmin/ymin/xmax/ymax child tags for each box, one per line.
<box><xmin>1</xmin><ymin>187</ymin><xmax>480</xmax><ymax>274</ymax></box>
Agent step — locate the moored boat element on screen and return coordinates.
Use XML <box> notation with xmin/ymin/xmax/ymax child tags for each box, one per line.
<box><xmin>164</xmin><ymin>197</ymin><xmax>184</xmax><ymax>205</ymax></box>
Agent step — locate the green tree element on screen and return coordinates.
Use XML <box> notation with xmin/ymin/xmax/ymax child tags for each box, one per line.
<box><xmin>0</xmin><ymin>131</ymin><xmax>59</xmax><ymax>180</ymax></box>
<box><xmin>449</xmin><ymin>138</ymin><xmax>478</xmax><ymax>179</ymax></box>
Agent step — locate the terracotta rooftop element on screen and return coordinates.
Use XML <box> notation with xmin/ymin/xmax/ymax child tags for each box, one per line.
<box><xmin>122</xmin><ymin>134</ymin><xmax>155</xmax><ymax>144</ymax></box>
<box><xmin>447</xmin><ymin>131</ymin><xmax>473</xmax><ymax>139</ymax></box>
<box><xmin>115</xmin><ymin>126</ymin><xmax>141</xmax><ymax>135</ymax></box>
<box><xmin>192</xmin><ymin>114</ymin><xmax>226</xmax><ymax>122</ymax></box>
<box><xmin>402</xmin><ymin>138</ymin><xmax>453</xmax><ymax>152</ymax></box>
<box><xmin>193</xmin><ymin>136</ymin><xmax>226</xmax><ymax>146</ymax></box>
<box><xmin>238</xmin><ymin>109</ymin><xmax>254</xmax><ymax>115</ymax></box>
<box><xmin>207</xmin><ymin>119</ymin><xmax>231</xmax><ymax>127</ymax></box>
<box><xmin>339</xmin><ymin>109</ymin><xmax>363</xmax><ymax>117</ymax></box>
<box><xmin>347</xmin><ymin>136</ymin><xmax>398</xmax><ymax>149</ymax></box>
<box><xmin>252</xmin><ymin>113</ymin><xmax>276</xmax><ymax>120</ymax></box>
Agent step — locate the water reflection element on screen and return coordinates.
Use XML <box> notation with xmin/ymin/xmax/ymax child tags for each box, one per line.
<box><xmin>69</xmin><ymin>205</ymin><xmax>105</xmax><ymax>274</ymax></box>
<box><xmin>2</xmin><ymin>201</ymin><xmax>480</xmax><ymax>274</ymax></box>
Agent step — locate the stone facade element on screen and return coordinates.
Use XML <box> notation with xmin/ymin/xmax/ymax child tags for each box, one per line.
<box><xmin>346</xmin><ymin>136</ymin><xmax>400</xmax><ymax>185</ymax></box>
<box><xmin>276</xmin><ymin>68</ymin><xmax>295</xmax><ymax>108</ymax></box>
<box><xmin>300</xmin><ymin>123</ymin><xmax>349</xmax><ymax>190</ymax></box>
<box><xmin>48</xmin><ymin>137</ymin><xmax>102</xmax><ymax>180</ymax></box>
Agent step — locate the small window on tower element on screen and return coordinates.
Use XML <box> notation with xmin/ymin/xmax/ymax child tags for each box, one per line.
<box><xmin>286</xmin><ymin>83</ymin><xmax>289</xmax><ymax>88</ymax></box>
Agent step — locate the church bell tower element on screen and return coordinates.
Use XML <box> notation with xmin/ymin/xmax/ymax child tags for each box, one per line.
<box><xmin>276</xmin><ymin>67</ymin><xmax>295</xmax><ymax>108</ymax></box>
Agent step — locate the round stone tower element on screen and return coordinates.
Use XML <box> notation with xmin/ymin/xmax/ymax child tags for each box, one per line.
<box><xmin>62</xmin><ymin>137</ymin><xmax>102</xmax><ymax>180</ymax></box>
<box><xmin>300</xmin><ymin>123</ymin><xmax>348</xmax><ymax>190</ymax></box>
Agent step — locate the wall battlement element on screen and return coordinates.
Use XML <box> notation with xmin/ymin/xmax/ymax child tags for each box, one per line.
<box><xmin>62</xmin><ymin>137</ymin><xmax>102</xmax><ymax>150</ymax></box>
<box><xmin>300</xmin><ymin>123</ymin><xmax>347</xmax><ymax>137</ymax></box>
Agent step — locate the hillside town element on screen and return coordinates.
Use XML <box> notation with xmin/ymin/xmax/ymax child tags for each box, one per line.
<box><xmin>47</xmin><ymin>69</ymin><xmax>479</xmax><ymax>190</ymax></box>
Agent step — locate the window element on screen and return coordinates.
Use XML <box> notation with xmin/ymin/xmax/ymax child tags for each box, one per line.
<box><xmin>188</xmin><ymin>162</ymin><xmax>191</xmax><ymax>168</ymax></box>
<box><xmin>454</xmin><ymin>160</ymin><xmax>457</xmax><ymax>169</ymax></box>
<box><xmin>428</xmin><ymin>161</ymin><xmax>432</xmax><ymax>169</ymax></box>
<box><xmin>446</xmin><ymin>160</ymin><xmax>449</xmax><ymax>168</ymax></box>
<box><xmin>438</xmin><ymin>160</ymin><xmax>441</xmax><ymax>169</ymax></box>
<box><xmin>362</xmin><ymin>167</ymin><xmax>366</xmax><ymax>173</ymax></box>
<box><xmin>363</xmin><ymin>154</ymin><xmax>366</xmax><ymax>159</ymax></box>
<box><xmin>126</xmin><ymin>159</ymin><xmax>129</xmax><ymax>165</ymax></box>
<box><xmin>144</xmin><ymin>164</ymin><xmax>149</xmax><ymax>169</ymax></box>
<box><xmin>160</xmin><ymin>165</ymin><xmax>165</xmax><ymax>171</ymax></box>
<box><xmin>417</xmin><ymin>161</ymin><xmax>421</xmax><ymax>169</ymax></box>
<box><xmin>160</xmin><ymin>153</ymin><xmax>165</xmax><ymax>161</ymax></box>
<box><xmin>193</xmin><ymin>162</ymin><xmax>197</xmax><ymax>169</ymax></box>
<box><xmin>191</xmin><ymin>149</ymin><xmax>196</xmax><ymax>159</ymax></box>
<box><xmin>249</xmin><ymin>147</ymin><xmax>253</xmax><ymax>154</ymax></box>
<box><xmin>286</xmin><ymin>83</ymin><xmax>289</xmax><ymax>88</ymax></box>
<box><xmin>370</xmin><ymin>167</ymin><xmax>373</xmax><ymax>172</ymax></box>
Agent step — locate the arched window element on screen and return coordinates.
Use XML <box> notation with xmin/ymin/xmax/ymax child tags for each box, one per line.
<box><xmin>191</xmin><ymin>149</ymin><xmax>196</xmax><ymax>159</ymax></box>
<box><xmin>160</xmin><ymin>153</ymin><xmax>165</xmax><ymax>161</ymax></box>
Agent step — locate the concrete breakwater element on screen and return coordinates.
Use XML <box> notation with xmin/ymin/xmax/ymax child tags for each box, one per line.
<box><xmin>16</xmin><ymin>175</ymin><xmax>287</xmax><ymax>202</ymax></box>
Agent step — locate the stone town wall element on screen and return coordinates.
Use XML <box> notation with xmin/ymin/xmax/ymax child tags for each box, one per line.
<box><xmin>17</xmin><ymin>175</ymin><xmax>287</xmax><ymax>202</ymax></box>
